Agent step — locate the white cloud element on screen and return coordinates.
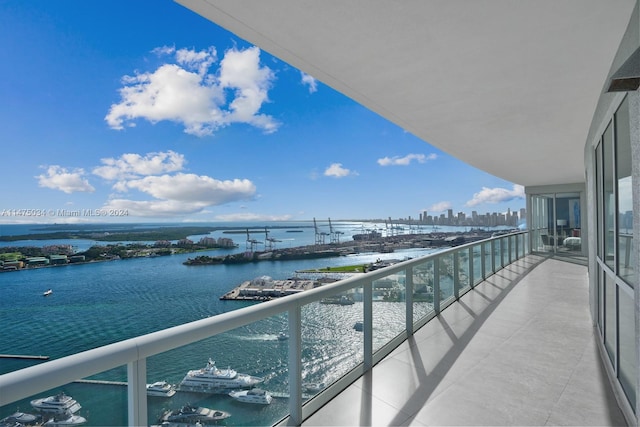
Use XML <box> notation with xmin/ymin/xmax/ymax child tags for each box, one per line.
<box><xmin>93</xmin><ymin>150</ymin><xmax>186</xmax><ymax>180</ymax></box>
<box><xmin>102</xmin><ymin>172</ymin><xmax>256</xmax><ymax>218</ymax></box>
<box><xmin>301</xmin><ymin>72</ymin><xmax>317</xmax><ymax>93</ymax></box>
<box><xmin>466</xmin><ymin>184</ymin><xmax>525</xmax><ymax>207</ymax></box>
<box><xmin>105</xmin><ymin>46</ymin><xmax>278</xmax><ymax>136</ymax></box>
<box><xmin>428</xmin><ymin>201</ymin><xmax>453</xmax><ymax>212</ymax></box>
<box><xmin>377</xmin><ymin>153</ymin><xmax>437</xmax><ymax>166</ymax></box>
<box><xmin>36</xmin><ymin>166</ymin><xmax>95</xmax><ymax>194</ymax></box>
<box><xmin>119</xmin><ymin>173</ymin><xmax>256</xmax><ymax>205</ymax></box>
<box><xmin>214</xmin><ymin>212</ymin><xmax>293</xmax><ymax>221</ymax></box>
<box><xmin>175</xmin><ymin>46</ymin><xmax>217</xmax><ymax>75</ymax></box>
<box><xmin>102</xmin><ymin>198</ymin><xmax>209</xmax><ymax>217</ymax></box>
<box><xmin>219</xmin><ymin>47</ymin><xmax>278</xmax><ymax>133</ymax></box>
<box><xmin>324</xmin><ymin>163</ymin><xmax>357</xmax><ymax>178</ymax></box>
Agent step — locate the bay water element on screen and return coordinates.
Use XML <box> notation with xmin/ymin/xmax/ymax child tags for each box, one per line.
<box><xmin>0</xmin><ymin>221</ymin><xmax>456</xmax><ymax>426</ymax></box>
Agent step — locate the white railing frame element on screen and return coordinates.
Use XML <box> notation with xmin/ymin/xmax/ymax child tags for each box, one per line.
<box><xmin>0</xmin><ymin>231</ymin><xmax>529</xmax><ymax>426</ymax></box>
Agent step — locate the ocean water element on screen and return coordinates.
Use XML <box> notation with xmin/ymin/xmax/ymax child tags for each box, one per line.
<box><xmin>0</xmin><ymin>221</ymin><xmax>453</xmax><ymax>426</ymax></box>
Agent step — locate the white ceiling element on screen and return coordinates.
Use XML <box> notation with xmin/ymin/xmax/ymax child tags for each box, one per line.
<box><xmin>177</xmin><ymin>0</ymin><xmax>635</xmax><ymax>186</ymax></box>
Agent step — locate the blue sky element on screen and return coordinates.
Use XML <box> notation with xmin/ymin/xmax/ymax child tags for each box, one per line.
<box><xmin>0</xmin><ymin>0</ymin><xmax>525</xmax><ymax>224</ymax></box>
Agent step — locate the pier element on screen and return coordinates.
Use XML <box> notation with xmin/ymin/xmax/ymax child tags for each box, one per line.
<box><xmin>220</xmin><ymin>277</ymin><xmax>319</xmax><ymax>301</ymax></box>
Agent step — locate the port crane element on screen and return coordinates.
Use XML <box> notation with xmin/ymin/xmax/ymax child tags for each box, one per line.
<box><xmin>387</xmin><ymin>217</ymin><xmax>396</xmax><ymax>237</ymax></box>
<box><xmin>245</xmin><ymin>228</ymin><xmax>263</xmax><ymax>252</ymax></box>
<box><xmin>328</xmin><ymin>218</ymin><xmax>343</xmax><ymax>244</ymax></box>
<box><xmin>264</xmin><ymin>227</ymin><xmax>280</xmax><ymax>251</ymax></box>
<box><xmin>313</xmin><ymin>217</ymin><xmax>329</xmax><ymax>245</ymax></box>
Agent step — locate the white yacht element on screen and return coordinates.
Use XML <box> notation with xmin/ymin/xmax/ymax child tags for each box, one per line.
<box><xmin>229</xmin><ymin>388</ymin><xmax>273</xmax><ymax>405</ymax></box>
<box><xmin>146</xmin><ymin>381</ymin><xmax>176</xmax><ymax>397</ymax></box>
<box><xmin>0</xmin><ymin>411</ymin><xmax>39</xmax><ymax>425</ymax></box>
<box><xmin>179</xmin><ymin>358</ymin><xmax>263</xmax><ymax>391</ymax></box>
<box><xmin>160</xmin><ymin>405</ymin><xmax>230</xmax><ymax>423</ymax></box>
<box><xmin>30</xmin><ymin>392</ymin><xmax>81</xmax><ymax>415</ymax></box>
<box><xmin>42</xmin><ymin>413</ymin><xmax>87</xmax><ymax>426</ymax></box>
<box><xmin>303</xmin><ymin>382</ymin><xmax>326</xmax><ymax>393</ymax></box>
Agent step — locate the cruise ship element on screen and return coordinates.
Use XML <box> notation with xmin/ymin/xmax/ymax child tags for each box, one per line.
<box><xmin>179</xmin><ymin>358</ymin><xmax>263</xmax><ymax>391</ymax></box>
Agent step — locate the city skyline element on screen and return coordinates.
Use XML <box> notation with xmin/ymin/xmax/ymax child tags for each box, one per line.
<box><xmin>0</xmin><ymin>0</ymin><xmax>525</xmax><ymax>225</ymax></box>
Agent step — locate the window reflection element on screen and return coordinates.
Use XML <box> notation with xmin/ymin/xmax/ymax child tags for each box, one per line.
<box><xmin>603</xmin><ymin>122</ymin><xmax>615</xmax><ymax>269</ymax></box>
<box><xmin>615</xmin><ymin>98</ymin><xmax>634</xmax><ymax>286</ymax></box>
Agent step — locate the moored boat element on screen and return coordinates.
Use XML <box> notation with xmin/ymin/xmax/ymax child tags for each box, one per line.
<box><xmin>160</xmin><ymin>405</ymin><xmax>230</xmax><ymax>423</ymax></box>
<box><xmin>43</xmin><ymin>289</ymin><xmax>52</xmax><ymax>296</ymax></box>
<box><xmin>179</xmin><ymin>358</ymin><xmax>263</xmax><ymax>392</ymax></box>
<box><xmin>30</xmin><ymin>392</ymin><xmax>81</xmax><ymax>415</ymax></box>
<box><xmin>228</xmin><ymin>388</ymin><xmax>273</xmax><ymax>405</ymax></box>
<box><xmin>0</xmin><ymin>411</ymin><xmax>40</xmax><ymax>425</ymax></box>
<box><xmin>146</xmin><ymin>381</ymin><xmax>176</xmax><ymax>397</ymax></box>
<box><xmin>302</xmin><ymin>382</ymin><xmax>326</xmax><ymax>393</ymax></box>
<box><xmin>42</xmin><ymin>413</ymin><xmax>87</xmax><ymax>426</ymax></box>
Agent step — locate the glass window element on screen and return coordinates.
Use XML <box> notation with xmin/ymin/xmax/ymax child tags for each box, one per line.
<box><xmin>603</xmin><ymin>122</ymin><xmax>615</xmax><ymax>269</ymax></box>
<box><xmin>597</xmin><ymin>265</ymin><xmax>603</xmax><ymax>335</ymax></box>
<box><xmin>604</xmin><ymin>272</ymin><xmax>616</xmax><ymax>364</ymax></box>
<box><xmin>614</xmin><ymin>98</ymin><xmax>635</xmax><ymax>287</ymax></box>
<box><xmin>618</xmin><ymin>287</ymin><xmax>637</xmax><ymax>406</ymax></box>
<box><xmin>596</xmin><ymin>141</ymin><xmax>603</xmax><ymax>259</ymax></box>
<box><xmin>555</xmin><ymin>193</ymin><xmax>581</xmax><ymax>252</ymax></box>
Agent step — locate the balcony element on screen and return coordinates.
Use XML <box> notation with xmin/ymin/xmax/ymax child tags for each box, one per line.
<box><xmin>302</xmin><ymin>255</ymin><xmax>626</xmax><ymax>426</ymax></box>
<box><xmin>0</xmin><ymin>232</ymin><xmax>627</xmax><ymax>426</ymax></box>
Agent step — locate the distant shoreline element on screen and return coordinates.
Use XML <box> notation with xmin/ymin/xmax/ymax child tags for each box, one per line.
<box><xmin>0</xmin><ymin>225</ymin><xmax>313</xmax><ymax>242</ymax></box>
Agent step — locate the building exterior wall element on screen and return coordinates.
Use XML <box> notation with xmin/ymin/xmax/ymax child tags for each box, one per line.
<box><xmin>630</xmin><ymin>89</ymin><xmax>640</xmax><ymax>427</ymax></box>
<box><xmin>585</xmin><ymin>2</ymin><xmax>640</xmax><ymax>422</ymax></box>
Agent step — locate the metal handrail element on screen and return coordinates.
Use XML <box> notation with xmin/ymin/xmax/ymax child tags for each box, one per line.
<box><xmin>0</xmin><ymin>230</ymin><xmax>529</xmax><ymax>426</ymax></box>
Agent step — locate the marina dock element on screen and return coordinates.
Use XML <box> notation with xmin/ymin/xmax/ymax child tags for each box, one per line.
<box><xmin>220</xmin><ymin>277</ymin><xmax>319</xmax><ymax>301</ymax></box>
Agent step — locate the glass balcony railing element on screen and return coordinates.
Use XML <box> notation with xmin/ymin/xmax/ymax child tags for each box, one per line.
<box><xmin>0</xmin><ymin>231</ymin><xmax>529</xmax><ymax>426</ymax></box>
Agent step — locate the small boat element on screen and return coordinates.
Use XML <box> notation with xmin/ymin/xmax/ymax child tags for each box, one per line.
<box><xmin>160</xmin><ymin>405</ymin><xmax>231</xmax><ymax>423</ymax></box>
<box><xmin>0</xmin><ymin>411</ymin><xmax>40</xmax><ymax>425</ymax></box>
<box><xmin>30</xmin><ymin>392</ymin><xmax>81</xmax><ymax>415</ymax></box>
<box><xmin>302</xmin><ymin>382</ymin><xmax>326</xmax><ymax>393</ymax></box>
<box><xmin>229</xmin><ymin>388</ymin><xmax>273</xmax><ymax>405</ymax></box>
<box><xmin>43</xmin><ymin>413</ymin><xmax>87</xmax><ymax>426</ymax></box>
<box><xmin>320</xmin><ymin>295</ymin><xmax>354</xmax><ymax>305</ymax></box>
<box><xmin>43</xmin><ymin>289</ymin><xmax>53</xmax><ymax>296</ymax></box>
<box><xmin>146</xmin><ymin>381</ymin><xmax>176</xmax><ymax>397</ymax></box>
<box><xmin>277</xmin><ymin>332</ymin><xmax>289</xmax><ymax>341</ymax></box>
<box><xmin>353</xmin><ymin>321</ymin><xmax>363</xmax><ymax>331</ymax></box>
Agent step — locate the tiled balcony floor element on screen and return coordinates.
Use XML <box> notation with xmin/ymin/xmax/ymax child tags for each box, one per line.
<box><xmin>302</xmin><ymin>255</ymin><xmax>628</xmax><ymax>426</ymax></box>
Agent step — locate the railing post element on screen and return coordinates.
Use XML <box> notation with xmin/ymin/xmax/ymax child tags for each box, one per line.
<box><xmin>406</xmin><ymin>267</ymin><xmax>414</xmax><ymax>335</ymax></box>
<box><xmin>288</xmin><ymin>306</ymin><xmax>302</xmax><ymax>425</ymax></box>
<box><xmin>127</xmin><ymin>358</ymin><xmax>147</xmax><ymax>427</ymax></box>
<box><xmin>491</xmin><ymin>240</ymin><xmax>496</xmax><ymax>273</ymax></box>
<box><xmin>468</xmin><ymin>246</ymin><xmax>474</xmax><ymax>289</ymax></box>
<box><xmin>453</xmin><ymin>251</ymin><xmax>460</xmax><ymax>300</ymax></box>
<box><xmin>364</xmin><ymin>280</ymin><xmax>373</xmax><ymax>370</ymax></box>
<box><xmin>509</xmin><ymin>236</ymin><xmax>513</xmax><ymax>264</ymax></box>
<box><xmin>481</xmin><ymin>243</ymin><xmax>486</xmax><ymax>280</ymax></box>
<box><xmin>288</xmin><ymin>306</ymin><xmax>302</xmax><ymax>426</ymax></box>
<box><xmin>433</xmin><ymin>257</ymin><xmax>441</xmax><ymax>314</ymax></box>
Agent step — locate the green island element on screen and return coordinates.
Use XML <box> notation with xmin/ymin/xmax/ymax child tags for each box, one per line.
<box><xmin>0</xmin><ymin>226</ymin><xmax>218</xmax><ymax>242</ymax></box>
<box><xmin>0</xmin><ymin>225</ymin><xmax>313</xmax><ymax>242</ymax></box>
<box><xmin>0</xmin><ymin>234</ymin><xmax>238</xmax><ymax>272</ymax></box>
